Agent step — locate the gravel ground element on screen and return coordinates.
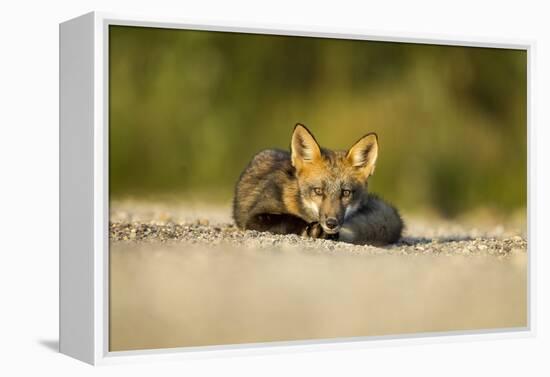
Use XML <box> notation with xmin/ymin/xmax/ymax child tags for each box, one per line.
<box><xmin>109</xmin><ymin>221</ymin><xmax>526</xmax><ymax>257</ymax></box>
<box><xmin>109</xmin><ymin>200</ymin><xmax>527</xmax><ymax>257</ymax></box>
<box><xmin>108</xmin><ymin>201</ymin><xmax>527</xmax><ymax>351</ymax></box>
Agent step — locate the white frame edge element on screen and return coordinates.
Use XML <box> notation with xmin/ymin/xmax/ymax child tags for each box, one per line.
<box><xmin>59</xmin><ymin>11</ymin><xmax>535</xmax><ymax>366</ymax></box>
<box><xmin>60</xmin><ymin>12</ymin><xmax>96</xmax><ymax>364</ymax></box>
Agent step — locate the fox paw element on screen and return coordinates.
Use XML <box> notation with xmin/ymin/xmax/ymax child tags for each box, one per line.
<box><xmin>303</xmin><ymin>222</ymin><xmax>338</xmax><ymax>240</ymax></box>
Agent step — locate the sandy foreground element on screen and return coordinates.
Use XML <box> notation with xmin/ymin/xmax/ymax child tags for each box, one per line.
<box><xmin>109</xmin><ymin>201</ymin><xmax>527</xmax><ymax>352</ymax></box>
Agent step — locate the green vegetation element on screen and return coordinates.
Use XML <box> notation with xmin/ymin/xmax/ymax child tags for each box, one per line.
<box><xmin>109</xmin><ymin>26</ymin><xmax>526</xmax><ymax>217</ymax></box>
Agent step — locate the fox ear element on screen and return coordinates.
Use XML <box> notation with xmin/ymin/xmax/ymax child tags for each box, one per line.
<box><xmin>346</xmin><ymin>133</ymin><xmax>378</xmax><ymax>176</ymax></box>
<box><xmin>291</xmin><ymin>124</ymin><xmax>322</xmax><ymax>168</ymax></box>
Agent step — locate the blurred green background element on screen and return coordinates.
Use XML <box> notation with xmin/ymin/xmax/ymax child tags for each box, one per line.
<box><xmin>109</xmin><ymin>26</ymin><xmax>526</xmax><ymax>217</ymax></box>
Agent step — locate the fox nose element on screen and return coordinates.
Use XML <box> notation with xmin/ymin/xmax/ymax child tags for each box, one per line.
<box><xmin>325</xmin><ymin>217</ymin><xmax>339</xmax><ymax>229</ymax></box>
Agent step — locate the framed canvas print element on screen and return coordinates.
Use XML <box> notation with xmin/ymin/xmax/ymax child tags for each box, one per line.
<box><xmin>59</xmin><ymin>12</ymin><xmax>533</xmax><ymax>365</ymax></box>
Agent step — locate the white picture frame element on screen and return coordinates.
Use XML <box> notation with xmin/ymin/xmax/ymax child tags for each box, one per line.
<box><xmin>59</xmin><ymin>11</ymin><xmax>535</xmax><ymax>365</ymax></box>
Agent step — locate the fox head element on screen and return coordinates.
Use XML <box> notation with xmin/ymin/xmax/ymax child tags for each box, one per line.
<box><xmin>291</xmin><ymin>123</ymin><xmax>379</xmax><ymax>234</ymax></box>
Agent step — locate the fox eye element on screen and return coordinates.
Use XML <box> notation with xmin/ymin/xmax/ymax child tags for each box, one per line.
<box><xmin>313</xmin><ymin>188</ymin><xmax>324</xmax><ymax>196</ymax></box>
<box><xmin>342</xmin><ymin>189</ymin><xmax>352</xmax><ymax>198</ymax></box>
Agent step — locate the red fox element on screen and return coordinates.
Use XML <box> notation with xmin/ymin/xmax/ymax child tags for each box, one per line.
<box><xmin>233</xmin><ymin>124</ymin><xmax>403</xmax><ymax>245</ymax></box>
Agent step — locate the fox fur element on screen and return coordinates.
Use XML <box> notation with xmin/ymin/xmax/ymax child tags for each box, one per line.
<box><xmin>232</xmin><ymin>124</ymin><xmax>403</xmax><ymax>245</ymax></box>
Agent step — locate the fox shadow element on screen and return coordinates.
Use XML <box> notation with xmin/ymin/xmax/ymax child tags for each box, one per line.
<box><xmin>394</xmin><ymin>235</ymin><xmax>474</xmax><ymax>247</ymax></box>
